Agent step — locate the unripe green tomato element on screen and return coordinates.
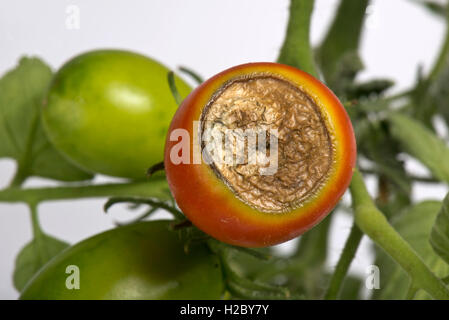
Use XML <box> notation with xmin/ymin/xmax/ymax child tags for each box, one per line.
<box><xmin>42</xmin><ymin>50</ymin><xmax>192</xmax><ymax>179</ymax></box>
<box><xmin>20</xmin><ymin>221</ymin><xmax>224</xmax><ymax>300</ymax></box>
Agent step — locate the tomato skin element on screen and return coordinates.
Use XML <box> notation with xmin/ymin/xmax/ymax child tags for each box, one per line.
<box><xmin>164</xmin><ymin>62</ymin><xmax>356</xmax><ymax>248</ymax></box>
<box><xmin>20</xmin><ymin>221</ymin><xmax>224</xmax><ymax>300</ymax></box>
<box><xmin>42</xmin><ymin>50</ymin><xmax>192</xmax><ymax>179</ymax></box>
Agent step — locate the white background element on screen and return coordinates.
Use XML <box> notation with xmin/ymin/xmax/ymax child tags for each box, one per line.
<box><xmin>0</xmin><ymin>0</ymin><xmax>448</xmax><ymax>299</ymax></box>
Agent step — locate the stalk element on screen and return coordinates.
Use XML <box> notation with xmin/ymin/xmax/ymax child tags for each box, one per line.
<box><xmin>350</xmin><ymin>169</ymin><xmax>449</xmax><ymax>300</ymax></box>
<box><xmin>278</xmin><ymin>0</ymin><xmax>318</xmax><ymax>77</ymax></box>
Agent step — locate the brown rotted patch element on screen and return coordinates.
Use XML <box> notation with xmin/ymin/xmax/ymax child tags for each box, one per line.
<box><xmin>200</xmin><ymin>75</ymin><xmax>334</xmax><ymax>213</ymax></box>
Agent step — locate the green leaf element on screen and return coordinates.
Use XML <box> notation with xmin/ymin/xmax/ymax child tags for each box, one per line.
<box><xmin>430</xmin><ymin>192</ymin><xmax>449</xmax><ymax>265</ymax></box>
<box><xmin>277</xmin><ymin>0</ymin><xmax>318</xmax><ymax>77</ymax></box>
<box><xmin>293</xmin><ymin>213</ymin><xmax>332</xmax><ymax>267</ymax></box>
<box><xmin>0</xmin><ymin>57</ymin><xmax>93</xmax><ymax>183</ymax></box>
<box><xmin>13</xmin><ymin>234</ymin><xmax>69</xmax><ymax>292</ymax></box>
<box><xmin>372</xmin><ymin>201</ymin><xmax>449</xmax><ymax>299</ymax></box>
<box><xmin>316</xmin><ymin>0</ymin><xmax>369</xmax><ymax>84</ymax></box>
<box><xmin>410</xmin><ymin>0</ymin><xmax>447</xmax><ymax>18</ymax></box>
<box><xmin>389</xmin><ymin>112</ymin><xmax>449</xmax><ymax>184</ymax></box>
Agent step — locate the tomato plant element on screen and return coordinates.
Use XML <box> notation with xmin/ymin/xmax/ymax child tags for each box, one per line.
<box><xmin>20</xmin><ymin>220</ymin><xmax>224</xmax><ymax>300</ymax></box>
<box><xmin>42</xmin><ymin>49</ymin><xmax>192</xmax><ymax>179</ymax></box>
<box><xmin>164</xmin><ymin>62</ymin><xmax>356</xmax><ymax>247</ymax></box>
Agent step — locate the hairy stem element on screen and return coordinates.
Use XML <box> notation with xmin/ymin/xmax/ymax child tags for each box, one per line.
<box><xmin>316</xmin><ymin>0</ymin><xmax>369</xmax><ymax>82</ymax></box>
<box><xmin>350</xmin><ymin>169</ymin><xmax>449</xmax><ymax>300</ymax></box>
<box><xmin>324</xmin><ymin>223</ymin><xmax>363</xmax><ymax>300</ymax></box>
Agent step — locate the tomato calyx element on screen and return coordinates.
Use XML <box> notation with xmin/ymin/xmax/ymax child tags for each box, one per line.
<box><xmin>103</xmin><ymin>194</ymin><xmax>296</xmax><ymax>299</ymax></box>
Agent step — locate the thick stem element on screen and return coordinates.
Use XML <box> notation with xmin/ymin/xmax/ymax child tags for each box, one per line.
<box><xmin>324</xmin><ymin>223</ymin><xmax>363</xmax><ymax>300</ymax></box>
<box><xmin>316</xmin><ymin>0</ymin><xmax>369</xmax><ymax>82</ymax></box>
<box><xmin>0</xmin><ymin>177</ymin><xmax>170</xmax><ymax>204</ymax></box>
<box><xmin>277</xmin><ymin>0</ymin><xmax>318</xmax><ymax>77</ymax></box>
<box><xmin>350</xmin><ymin>169</ymin><xmax>449</xmax><ymax>300</ymax></box>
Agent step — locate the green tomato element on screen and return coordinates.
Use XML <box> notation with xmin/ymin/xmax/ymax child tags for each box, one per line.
<box><xmin>42</xmin><ymin>50</ymin><xmax>192</xmax><ymax>179</ymax></box>
<box><xmin>20</xmin><ymin>220</ymin><xmax>224</xmax><ymax>300</ymax></box>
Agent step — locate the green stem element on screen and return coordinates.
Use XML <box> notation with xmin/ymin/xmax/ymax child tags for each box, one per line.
<box><xmin>350</xmin><ymin>169</ymin><xmax>449</xmax><ymax>300</ymax></box>
<box><xmin>0</xmin><ymin>177</ymin><xmax>170</xmax><ymax>204</ymax></box>
<box><xmin>277</xmin><ymin>0</ymin><xmax>318</xmax><ymax>77</ymax></box>
<box><xmin>324</xmin><ymin>223</ymin><xmax>363</xmax><ymax>300</ymax></box>
<box><xmin>211</xmin><ymin>239</ymin><xmax>271</xmax><ymax>261</ymax></box>
<box><xmin>360</xmin><ymin>168</ymin><xmax>438</xmax><ymax>183</ymax></box>
<box><xmin>115</xmin><ymin>207</ymin><xmax>159</xmax><ymax>226</ymax></box>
